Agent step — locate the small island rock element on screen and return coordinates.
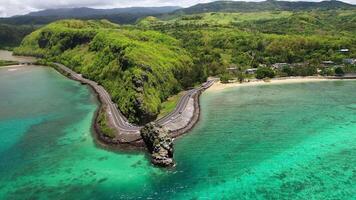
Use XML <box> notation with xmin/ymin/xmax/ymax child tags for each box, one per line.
<box><xmin>140</xmin><ymin>122</ymin><xmax>174</xmax><ymax>167</ymax></box>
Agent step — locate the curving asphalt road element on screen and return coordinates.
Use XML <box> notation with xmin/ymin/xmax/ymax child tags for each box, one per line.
<box><xmin>54</xmin><ymin>63</ymin><xmax>214</xmax><ymax>135</ymax></box>
<box><xmin>156</xmin><ymin>79</ymin><xmax>214</xmax><ymax>126</ymax></box>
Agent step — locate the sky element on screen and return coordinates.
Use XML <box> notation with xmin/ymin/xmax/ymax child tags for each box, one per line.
<box><xmin>0</xmin><ymin>0</ymin><xmax>355</xmax><ymax>17</ymax></box>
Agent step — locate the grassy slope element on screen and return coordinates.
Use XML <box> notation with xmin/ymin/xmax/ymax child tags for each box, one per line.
<box><xmin>141</xmin><ymin>10</ymin><xmax>356</xmax><ymax>35</ymax></box>
<box><xmin>152</xmin><ymin>11</ymin><xmax>293</xmax><ymax>27</ymax></box>
<box><xmin>138</xmin><ymin>10</ymin><xmax>356</xmax><ymax>75</ymax></box>
<box><xmin>157</xmin><ymin>91</ymin><xmax>186</xmax><ymax>119</ymax></box>
<box><xmin>14</xmin><ymin>19</ymin><xmax>195</xmax><ymax>124</ymax></box>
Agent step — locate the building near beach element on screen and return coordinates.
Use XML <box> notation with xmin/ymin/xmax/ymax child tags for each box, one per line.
<box><xmin>272</xmin><ymin>63</ymin><xmax>289</xmax><ymax>70</ymax></box>
<box><xmin>343</xmin><ymin>59</ymin><xmax>355</xmax><ymax>65</ymax></box>
<box><xmin>245</xmin><ymin>68</ymin><xmax>258</xmax><ymax>74</ymax></box>
<box><xmin>339</xmin><ymin>49</ymin><xmax>350</xmax><ymax>53</ymax></box>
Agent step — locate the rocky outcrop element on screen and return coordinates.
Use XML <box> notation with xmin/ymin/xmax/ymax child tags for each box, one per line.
<box><xmin>140</xmin><ymin>122</ymin><xmax>174</xmax><ymax>167</ymax></box>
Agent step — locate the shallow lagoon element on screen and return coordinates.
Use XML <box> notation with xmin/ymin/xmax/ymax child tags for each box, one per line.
<box><xmin>0</xmin><ymin>66</ymin><xmax>355</xmax><ymax>199</ymax></box>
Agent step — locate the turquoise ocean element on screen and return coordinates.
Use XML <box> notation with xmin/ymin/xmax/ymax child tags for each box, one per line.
<box><xmin>0</xmin><ymin>66</ymin><xmax>355</xmax><ymax>199</ymax></box>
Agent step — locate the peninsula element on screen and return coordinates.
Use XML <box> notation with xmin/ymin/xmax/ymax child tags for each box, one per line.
<box><xmin>0</xmin><ymin>0</ymin><xmax>355</xmax><ymax>199</ymax></box>
<box><xmin>0</xmin><ymin>49</ymin><xmax>214</xmax><ymax>167</ymax></box>
<box><xmin>7</xmin><ymin>0</ymin><xmax>356</xmax><ymax>167</ymax></box>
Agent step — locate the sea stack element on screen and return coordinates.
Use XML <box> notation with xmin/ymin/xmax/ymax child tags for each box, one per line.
<box><xmin>140</xmin><ymin>122</ymin><xmax>174</xmax><ymax>167</ymax></box>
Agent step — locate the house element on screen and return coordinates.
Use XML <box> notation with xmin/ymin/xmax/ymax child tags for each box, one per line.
<box><xmin>226</xmin><ymin>67</ymin><xmax>238</xmax><ymax>72</ymax></box>
<box><xmin>258</xmin><ymin>64</ymin><xmax>267</xmax><ymax>68</ymax></box>
<box><xmin>339</xmin><ymin>49</ymin><xmax>350</xmax><ymax>53</ymax></box>
<box><xmin>245</xmin><ymin>68</ymin><xmax>258</xmax><ymax>75</ymax></box>
<box><xmin>332</xmin><ymin>65</ymin><xmax>344</xmax><ymax>69</ymax></box>
<box><xmin>272</xmin><ymin>63</ymin><xmax>288</xmax><ymax>70</ymax></box>
<box><xmin>343</xmin><ymin>59</ymin><xmax>355</xmax><ymax>65</ymax></box>
<box><xmin>292</xmin><ymin>62</ymin><xmax>308</xmax><ymax>67</ymax></box>
<box><xmin>322</xmin><ymin>61</ymin><xmax>334</xmax><ymax>66</ymax></box>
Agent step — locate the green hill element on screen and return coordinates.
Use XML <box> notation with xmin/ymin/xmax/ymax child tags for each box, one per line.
<box><xmin>177</xmin><ymin>0</ymin><xmax>355</xmax><ymax>14</ymax></box>
<box><xmin>12</xmin><ymin>7</ymin><xmax>356</xmax><ymax>123</ymax></box>
<box><xmin>0</xmin><ymin>6</ymin><xmax>181</xmax><ymax>25</ymax></box>
<box><xmin>142</xmin><ymin>10</ymin><xmax>355</xmax><ymax>35</ymax></box>
<box><xmin>138</xmin><ymin>10</ymin><xmax>356</xmax><ymax>75</ymax></box>
<box><xmin>0</xmin><ymin>24</ymin><xmax>35</xmax><ymax>49</ymax></box>
<box><xmin>14</xmin><ymin>19</ymin><xmax>196</xmax><ymax>124</ymax></box>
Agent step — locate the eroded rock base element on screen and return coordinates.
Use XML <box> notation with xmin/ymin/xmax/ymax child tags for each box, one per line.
<box><xmin>140</xmin><ymin>122</ymin><xmax>174</xmax><ymax>167</ymax></box>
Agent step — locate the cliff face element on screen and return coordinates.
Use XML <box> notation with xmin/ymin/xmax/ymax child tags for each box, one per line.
<box><xmin>140</xmin><ymin>122</ymin><xmax>174</xmax><ymax>167</ymax></box>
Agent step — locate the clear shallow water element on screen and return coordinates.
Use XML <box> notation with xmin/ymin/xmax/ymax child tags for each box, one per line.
<box><xmin>0</xmin><ymin>66</ymin><xmax>161</xmax><ymax>199</ymax></box>
<box><xmin>0</xmin><ymin>67</ymin><xmax>355</xmax><ymax>199</ymax></box>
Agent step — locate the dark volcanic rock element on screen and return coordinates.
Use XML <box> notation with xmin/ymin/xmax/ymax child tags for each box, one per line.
<box><xmin>140</xmin><ymin>122</ymin><xmax>174</xmax><ymax>167</ymax></box>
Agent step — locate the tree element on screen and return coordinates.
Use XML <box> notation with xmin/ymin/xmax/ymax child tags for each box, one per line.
<box><xmin>220</xmin><ymin>73</ymin><xmax>231</xmax><ymax>83</ymax></box>
<box><xmin>256</xmin><ymin>67</ymin><xmax>275</xmax><ymax>79</ymax></box>
<box><xmin>320</xmin><ymin>68</ymin><xmax>335</xmax><ymax>76</ymax></box>
<box><xmin>237</xmin><ymin>72</ymin><xmax>246</xmax><ymax>83</ymax></box>
<box><xmin>335</xmin><ymin>67</ymin><xmax>345</xmax><ymax>76</ymax></box>
<box><xmin>282</xmin><ymin>66</ymin><xmax>294</xmax><ymax>76</ymax></box>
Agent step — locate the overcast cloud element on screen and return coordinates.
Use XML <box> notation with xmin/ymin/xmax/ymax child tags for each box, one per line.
<box><xmin>0</xmin><ymin>0</ymin><xmax>355</xmax><ymax>17</ymax></box>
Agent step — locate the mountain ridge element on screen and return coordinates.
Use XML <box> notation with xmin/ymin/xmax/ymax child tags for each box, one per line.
<box><xmin>176</xmin><ymin>0</ymin><xmax>355</xmax><ymax>14</ymax></box>
<box><xmin>1</xmin><ymin>0</ymin><xmax>355</xmax><ymax>25</ymax></box>
<box><xmin>0</xmin><ymin>6</ymin><xmax>181</xmax><ymax>25</ymax></box>
<box><xmin>26</xmin><ymin>6</ymin><xmax>182</xmax><ymax>17</ymax></box>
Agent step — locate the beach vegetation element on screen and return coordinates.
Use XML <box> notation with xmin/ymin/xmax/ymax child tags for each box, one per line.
<box><xmin>220</xmin><ymin>73</ymin><xmax>233</xmax><ymax>83</ymax></box>
<box><xmin>0</xmin><ymin>60</ymin><xmax>19</xmax><ymax>67</ymax></box>
<box><xmin>256</xmin><ymin>67</ymin><xmax>275</xmax><ymax>79</ymax></box>
<box><xmin>335</xmin><ymin>67</ymin><xmax>345</xmax><ymax>75</ymax></box>
<box><xmin>320</xmin><ymin>68</ymin><xmax>336</xmax><ymax>76</ymax></box>
<box><xmin>237</xmin><ymin>72</ymin><xmax>246</xmax><ymax>83</ymax></box>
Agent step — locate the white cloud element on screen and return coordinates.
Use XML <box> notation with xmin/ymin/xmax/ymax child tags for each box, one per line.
<box><xmin>0</xmin><ymin>0</ymin><xmax>355</xmax><ymax>17</ymax></box>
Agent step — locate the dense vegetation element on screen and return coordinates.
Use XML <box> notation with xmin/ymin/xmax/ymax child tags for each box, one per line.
<box><xmin>139</xmin><ymin>9</ymin><xmax>356</xmax><ymax>78</ymax></box>
<box><xmin>14</xmin><ymin>20</ymin><xmax>195</xmax><ymax>124</ymax></box>
<box><xmin>0</xmin><ymin>24</ymin><xmax>35</xmax><ymax>49</ymax></box>
<box><xmin>0</xmin><ymin>7</ymin><xmax>180</xmax><ymax>26</ymax></box>
<box><xmin>0</xmin><ymin>6</ymin><xmax>180</xmax><ymax>48</ymax></box>
<box><xmin>256</xmin><ymin>67</ymin><xmax>276</xmax><ymax>79</ymax></box>
<box><xmin>0</xmin><ymin>60</ymin><xmax>19</xmax><ymax>66</ymax></box>
<box><xmin>12</xmin><ymin>1</ymin><xmax>356</xmax><ymax>124</ymax></box>
<box><xmin>176</xmin><ymin>0</ymin><xmax>355</xmax><ymax>14</ymax></box>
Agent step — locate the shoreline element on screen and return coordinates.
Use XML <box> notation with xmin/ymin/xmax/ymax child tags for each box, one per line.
<box><xmin>48</xmin><ymin>64</ymin><xmax>145</xmax><ymax>150</ymax></box>
<box><xmin>0</xmin><ymin>63</ymin><xmax>209</xmax><ymax>153</ymax></box>
<box><xmin>207</xmin><ymin>76</ymin><xmax>356</xmax><ymax>92</ymax></box>
<box><xmin>49</xmin><ymin>63</ymin><xmax>212</xmax><ymax>151</ymax></box>
<box><xmin>3</xmin><ymin>64</ymin><xmax>355</xmax><ymax>150</ymax></box>
<box><xmin>0</xmin><ymin>64</ymin><xmax>24</xmax><ymax>69</ymax></box>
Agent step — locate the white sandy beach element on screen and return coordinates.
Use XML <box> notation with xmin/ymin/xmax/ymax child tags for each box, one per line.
<box><xmin>207</xmin><ymin>77</ymin><xmax>336</xmax><ymax>92</ymax></box>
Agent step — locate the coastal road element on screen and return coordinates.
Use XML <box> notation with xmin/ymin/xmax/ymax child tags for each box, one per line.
<box><xmin>156</xmin><ymin>80</ymin><xmax>214</xmax><ymax>126</ymax></box>
<box><xmin>54</xmin><ymin>63</ymin><xmax>214</xmax><ymax>137</ymax></box>
<box><xmin>54</xmin><ymin>63</ymin><xmax>140</xmax><ymax>134</ymax></box>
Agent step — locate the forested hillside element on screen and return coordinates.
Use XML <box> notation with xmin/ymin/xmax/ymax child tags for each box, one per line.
<box><xmin>139</xmin><ymin>10</ymin><xmax>356</xmax><ymax>76</ymax></box>
<box><xmin>0</xmin><ymin>6</ymin><xmax>180</xmax><ymax>25</ymax></box>
<box><xmin>12</xmin><ymin>1</ymin><xmax>356</xmax><ymax>123</ymax></box>
<box><xmin>0</xmin><ymin>6</ymin><xmax>180</xmax><ymax>49</ymax></box>
<box><xmin>2</xmin><ymin>0</ymin><xmax>354</xmax><ymax>49</ymax></box>
<box><xmin>0</xmin><ymin>24</ymin><xmax>35</xmax><ymax>49</ymax></box>
<box><xmin>177</xmin><ymin>0</ymin><xmax>355</xmax><ymax>14</ymax></box>
<box><xmin>14</xmin><ymin>20</ymin><xmax>195</xmax><ymax>124</ymax></box>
